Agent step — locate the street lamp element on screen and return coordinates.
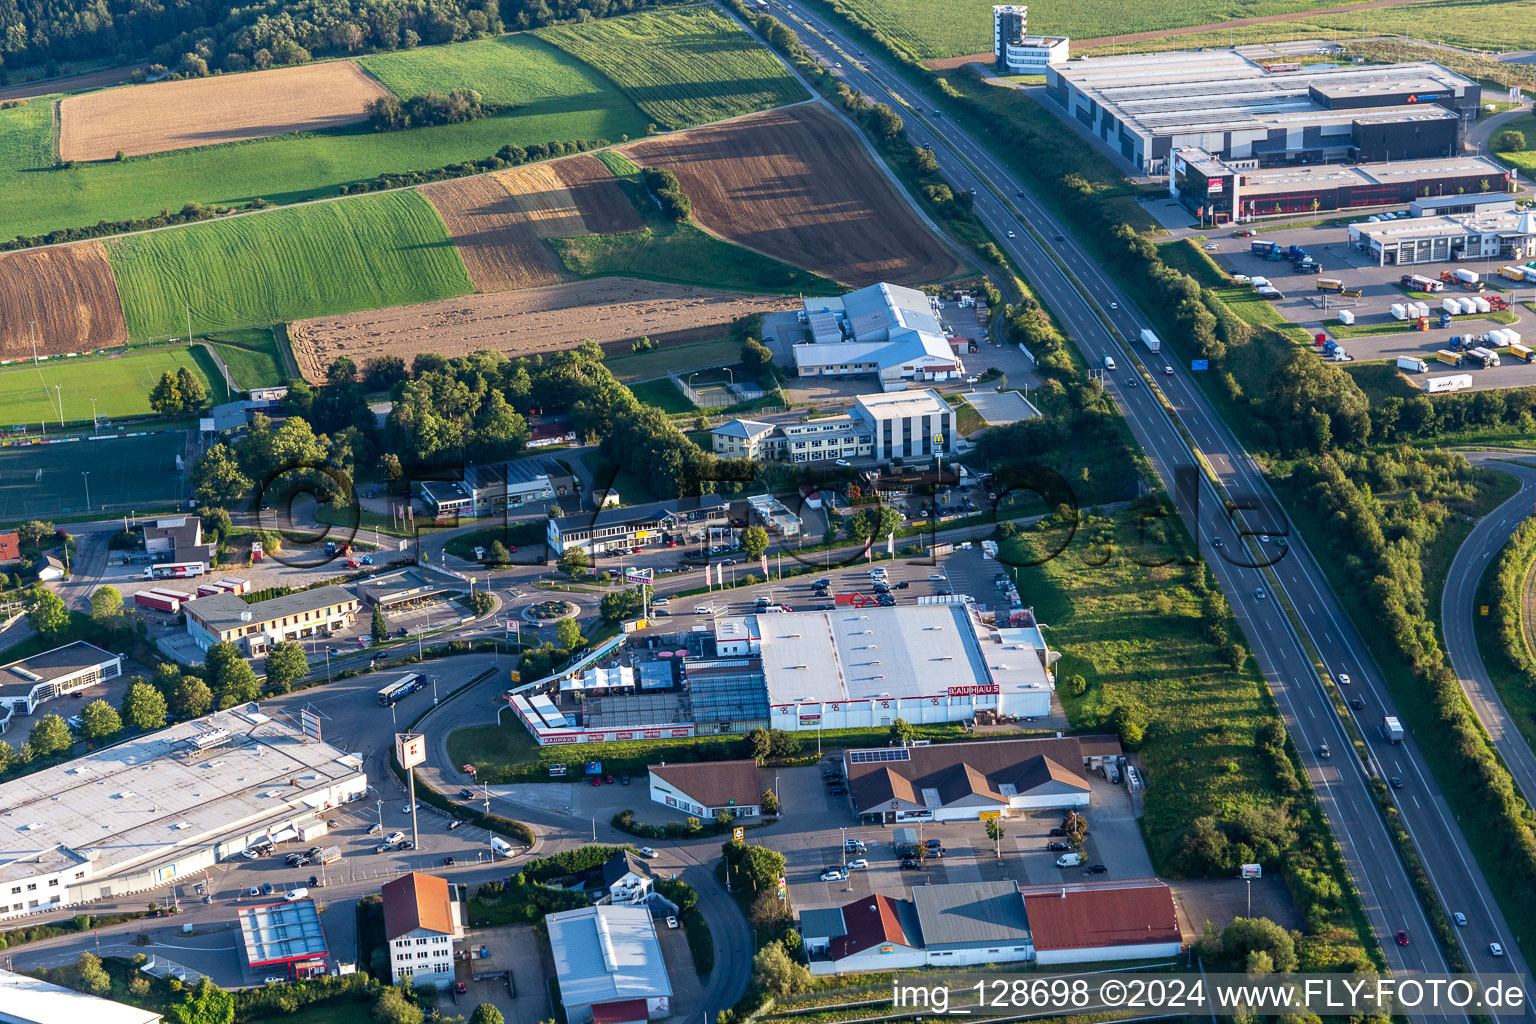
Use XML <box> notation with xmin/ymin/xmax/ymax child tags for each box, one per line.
<box><xmin>81</xmin><ymin>471</ymin><xmax>91</xmax><ymax>512</ymax></box>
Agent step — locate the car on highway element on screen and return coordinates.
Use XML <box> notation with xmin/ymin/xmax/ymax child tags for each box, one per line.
<box><xmin>1396</xmin><ymin>930</ymin><xmax>1410</xmax><ymax>946</ymax></box>
<box><xmin>1007</xmin><ymin>230</ymin><xmax>1016</xmax><ymax>238</ymax></box>
<box><xmin>1349</xmin><ymin>698</ymin><xmax>1364</xmax><ymax>711</ymax></box>
<box><xmin>1491</xmin><ymin>942</ymin><xmax>1505</xmax><ymax>957</ymax></box>
<box><xmin>1337</xmin><ymin>673</ymin><xmax>1351</xmax><ymax>686</ymax></box>
<box><xmin>1212</xmin><ymin>537</ymin><xmax>1223</xmax><ymax>548</ymax></box>
<box><xmin>1255</xmin><ymin>588</ymin><xmax>1266</xmax><ymax>599</ymax></box>
<box><xmin>1236</xmin><ymin>229</ymin><xmax>1255</xmax><ymax>237</ymax></box>
<box><xmin>1016</xmin><ymin>190</ymin><xmax>1025</xmax><ymax>197</ymax></box>
<box><xmin>1127</xmin><ymin>378</ymin><xmax>1138</xmax><ymax>387</ymax></box>
<box><xmin>1453</xmin><ymin>912</ymin><xmax>1467</xmax><ymax>926</ymax></box>
<box><xmin>820</xmin><ymin>868</ymin><xmax>846</xmax><ymax>881</ymax></box>
<box><xmin>1164</xmin><ymin>366</ymin><xmax>1174</xmax><ymax>375</ymax></box>
<box><xmin>1390</xmin><ymin>777</ymin><xmax>1404</xmax><ymax>789</ymax></box>
<box><xmin>1109</xmin><ymin>302</ymin><xmax>1118</xmax><ymax>309</ymax></box>
<box><xmin>443</xmin><ymin>856</ymin><xmax>456</xmax><ymax>866</ymax></box>
<box><xmin>640</xmin><ymin>847</ymin><xmax>660</xmax><ymax>859</ymax></box>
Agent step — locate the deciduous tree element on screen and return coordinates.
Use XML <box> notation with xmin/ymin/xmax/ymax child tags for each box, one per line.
<box><xmin>28</xmin><ymin>586</ymin><xmax>69</xmax><ymax>639</ymax></box>
<box><xmin>29</xmin><ymin>713</ymin><xmax>73</xmax><ymax>756</ymax></box>
<box><xmin>90</xmin><ymin>584</ymin><xmax>123</xmax><ymax>623</ymax></box>
<box><xmin>79</xmin><ymin>699</ymin><xmax>121</xmax><ymax>742</ymax></box>
<box><xmin>121</xmin><ymin>680</ymin><xmax>168</xmax><ymax>732</ymax></box>
<box><xmin>264</xmin><ymin>641</ymin><xmax>309</xmax><ymax>692</ymax></box>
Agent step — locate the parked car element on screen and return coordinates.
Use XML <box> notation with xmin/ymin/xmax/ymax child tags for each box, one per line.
<box><xmin>261</xmin><ymin>883</ymin><xmax>275</xmax><ymax>896</ymax></box>
<box><xmin>843</xmin><ymin>839</ymin><xmax>865</xmax><ymax>852</ymax></box>
<box><xmin>620</xmin><ymin>775</ymin><xmax>630</xmax><ymax>786</ymax></box>
<box><xmin>928</xmin><ymin>573</ymin><xmax>947</xmax><ymax>582</ymax></box>
<box><xmin>1046</xmin><ymin>841</ymin><xmax>1071</xmax><ymax>851</ymax></box>
<box><xmin>827</xmin><ymin>786</ymin><xmax>846</xmax><ymax>796</ymax></box>
<box><xmin>666</xmin><ymin>916</ymin><xmax>680</xmax><ymax>929</ymax></box>
<box><xmin>284</xmin><ymin>888</ymin><xmax>309</xmax><ymax>901</ymax></box>
<box><xmin>247</xmin><ymin>886</ymin><xmax>262</xmax><ymax>898</ymax></box>
<box><xmin>640</xmin><ymin>847</ymin><xmax>660</xmax><ymax>859</ymax></box>
<box><xmin>443</xmin><ymin>857</ymin><xmax>456</xmax><ymax>866</ymax></box>
<box><xmin>846</xmin><ymin>858</ymin><xmax>868</xmax><ymax>869</ymax></box>
<box><xmin>1083</xmin><ymin>864</ymin><xmax>1108</xmax><ymax>875</ymax></box>
<box><xmin>899</xmin><ymin>858</ymin><xmax>920</xmax><ymax>870</ymax></box>
<box><xmin>1049</xmin><ymin>827</ymin><xmax>1067</xmax><ymax>837</ymax></box>
<box><xmin>385</xmin><ymin>831</ymin><xmax>405</xmax><ymax>845</ymax></box>
<box><xmin>604</xmin><ymin>775</ymin><xmax>615</xmax><ymax>784</ymax></box>
<box><xmin>925</xmin><ymin>839</ymin><xmax>942</xmax><ymax>850</ymax></box>
<box><xmin>448</xmin><ymin>819</ymin><xmax>464</xmax><ymax>830</ymax></box>
<box><xmin>820</xmin><ymin>868</ymin><xmax>846</xmax><ymax>881</ymax></box>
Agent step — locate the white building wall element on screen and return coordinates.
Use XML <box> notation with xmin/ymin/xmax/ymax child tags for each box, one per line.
<box><xmin>768</xmin><ymin>693</ymin><xmax>994</xmax><ymax>732</ymax></box>
<box><xmin>389</xmin><ymin>927</ymin><xmax>457</xmax><ymax>987</ymax></box>
<box><xmin>1008</xmin><ymin>790</ymin><xmax>1091</xmax><ymax>811</ymax></box>
<box><xmin>925</xmin><ymin>944</ymin><xmax>1033</xmax><ymax>967</ymax></box>
<box><xmin>828</xmin><ymin>945</ymin><xmax>926</xmax><ymax>973</ymax></box>
<box><xmin>1035</xmin><ymin>941</ymin><xmax>1182</xmax><ymax>965</ymax></box>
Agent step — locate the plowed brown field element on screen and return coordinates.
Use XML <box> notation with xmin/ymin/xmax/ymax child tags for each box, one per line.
<box><xmin>58</xmin><ymin>62</ymin><xmax>388</xmax><ymax>161</ymax></box>
<box><xmin>287</xmin><ymin>278</ymin><xmax>794</xmax><ymax>381</ymax></box>
<box><xmin>423</xmin><ymin>174</ymin><xmax>563</xmax><ymax>293</ymax></box>
<box><xmin>424</xmin><ymin>153</ymin><xmax>642</xmax><ymax>292</ymax></box>
<box><xmin>625</xmin><ymin>104</ymin><xmax>961</xmax><ymax>287</ymax></box>
<box><xmin>0</xmin><ymin>242</ymin><xmax>127</xmax><ymax>359</ymax></box>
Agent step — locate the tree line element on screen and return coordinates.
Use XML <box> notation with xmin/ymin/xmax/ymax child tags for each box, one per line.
<box><xmin>367</xmin><ymin>88</ymin><xmax>495</xmax><ymax>131</ymax></box>
<box><xmin>0</xmin><ymin>0</ymin><xmax>680</xmax><ymax>81</ymax></box>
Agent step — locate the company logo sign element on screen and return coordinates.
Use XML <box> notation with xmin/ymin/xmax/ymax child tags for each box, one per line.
<box><xmin>948</xmin><ymin>684</ymin><xmax>1000</xmax><ymax>696</ymax></box>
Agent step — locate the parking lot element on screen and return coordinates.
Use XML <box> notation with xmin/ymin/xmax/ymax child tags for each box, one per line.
<box><xmin>770</xmin><ymin>765</ymin><xmax>1155</xmax><ymax>913</ymax></box>
<box><xmin>1202</xmin><ymin>222</ymin><xmax>1536</xmax><ymax>392</ymax></box>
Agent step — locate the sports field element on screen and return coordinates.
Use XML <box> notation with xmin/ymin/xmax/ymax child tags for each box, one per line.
<box><xmin>811</xmin><ymin>0</ymin><xmax>1406</xmax><ymax>60</ymax></box>
<box><xmin>0</xmin><ymin>37</ymin><xmax>648</xmax><ymax>243</ymax></box>
<box><xmin>536</xmin><ymin>6</ymin><xmax>808</xmax><ymax>129</ymax></box>
<box><xmin>104</xmin><ymin>190</ymin><xmax>474</xmax><ymax>338</ymax></box>
<box><xmin>0</xmin><ymin>346</ymin><xmax>216</xmax><ymax>427</ymax></box>
<box><xmin>0</xmin><ymin>431</ymin><xmax>186</xmax><ymax>518</ymax></box>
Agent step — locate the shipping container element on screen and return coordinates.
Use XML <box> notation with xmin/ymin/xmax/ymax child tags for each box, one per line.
<box><xmin>134</xmin><ymin>591</ymin><xmax>180</xmax><ymax>613</ymax></box>
<box><xmin>1390</xmin><ymin>303</ymin><xmax>1408</xmax><ymax>320</ymax></box>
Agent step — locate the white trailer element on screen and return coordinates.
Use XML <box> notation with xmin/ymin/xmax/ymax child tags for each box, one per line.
<box><xmin>1453</xmin><ymin>268</ymin><xmax>1480</xmax><ymax>284</ymax></box>
<box><xmin>1390</xmin><ymin>303</ymin><xmax>1408</xmax><ymax>320</ymax></box>
<box><xmin>1472</xmin><ymin>296</ymin><xmax>1492</xmax><ymax>314</ymax></box>
<box><xmin>1396</xmin><ymin>356</ymin><xmax>1428</xmax><ymax>373</ymax></box>
<box><xmin>1441</xmin><ymin>298</ymin><xmax>1461</xmax><ymax>315</ymax></box>
<box><xmin>1337</xmin><ymin>309</ymin><xmax>1356</xmax><ymax>325</ymax></box>
<box><xmin>1139</xmin><ymin>329</ymin><xmax>1162</xmax><ymax>353</ymax></box>
<box><xmin>1425</xmin><ymin>374</ymin><xmax>1473</xmax><ymax>393</ymax></box>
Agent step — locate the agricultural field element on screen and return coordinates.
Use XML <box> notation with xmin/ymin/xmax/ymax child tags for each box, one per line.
<box><xmin>58</xmin><ymin>62</ymin><xmax>388</xmax><ymax>161</ymax></box>
<box><xmin>0</xmin><ymin>37</ymin><xmax>647</xmax><ymax>243</ymax></box>
<box><xmin>104</xmin><ymin>190</ymin><xmax>473</xmax><ymax>339</ymax></box>
<box><xmin>552</xmin><ymin>222</ymin><xmax>839</xmax><ymax>293</ymax></box>
<box><xmin>0</xmin><ymin>345</ymin><xmax>216</xmax><ymax>427</ymax></box>
<box><xmin>287</xmin><ymin>279</ymin><xmax>796</xmax><ymax>381</ymax></box>
<box><xmin>0</xmin><ymin>242</ymin><xmax>128</xmax><ymax>359</ymax></box>
<box><xmin>204</xmin><ymin>328</ymin><xmax>289</xmax><ymax>391</ymax></box>
<box><xmin>810</xmin><ymin>0</ymin><xmax>1413</xmax><ymax>60</ymax></box>
<box><xmin>535</xmin><ymin>6</ymin><xmax>807</xmax><ymax>129</ymax></box>
<box><xmin>625</xmin><ymin>105</ymin><xmax>963</xmax><ymax>286</ymax></box>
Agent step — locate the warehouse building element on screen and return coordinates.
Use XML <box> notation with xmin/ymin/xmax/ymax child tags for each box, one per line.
<box><xmin>1171</xmin><ymin>147</ymin><xmax>1511</xmax><ymax>222</ymax></box>
<box><xmin>1348</xmin><ymin>207</ymin><xmax>1536</xmax><ymax>265</ymax></box>
<box><xmin>1020</xmin><ymin>880</ymin><xmax>1182</xmax><ymax>963</ymax></box>
<box><xmin>794</xmin><ymin>284</ymin><xmax>963</xmax><ymax>386</ymax></box>
<box><xmin>185</xmin><ymin>585</ymin><xmax>360</xmax><ymax>655</ymax></box>
<box><xmin>1047</xmin><ymin>48</ymin><xmax>1480</xmax><ymax>175</ymax></box>
<box><xmin>914</xmin><ymin>880</ymin><xmax>1034</xmax><ymax>966</ymax></box>
<box><xmin>0</xmin><ymin>706</ymin><xmax>366</xmax><ymax>920</ymax></box>
<box><xmin>548</xmin><ymin>905</ymin><xmax>673</xmax><ymax>1024</ymax></box>
<box><xmin>0</xmin><ymin>641</ymin><xmax>122</xmax><ymax>716</ymax></box>
<box><xmin>546</xmin><ymin>496</ymin><xmax>729</xmax><ymax>556</ymax></box>
<box><xmin>647</xmin><ymin>759</ymin><xmax>763</xmax><ymax>819</ymax></box>
<box><xmin>993</xmin><ymin>5</ymin><xmax>1068</xmax><ymax>75</ymax></box>
<box><xmin>751</xmin><ymin>604</ymin><xmax>1055</xmax><ymax>731</ymax></box>
<box><xmin>844</xmin><ymin>736</ymin><xmax>1101</xmax><ymax>823</ymax></box>
<box><xmin>802</xmin><ymin>893</ymin><xmax>924</xmax><ymax>974</ymax></box>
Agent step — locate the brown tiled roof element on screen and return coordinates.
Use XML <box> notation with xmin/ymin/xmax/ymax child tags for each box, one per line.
<box><xmin>647</xmin><ymin>759</ymin><xmax>761</xmax><ymax>809</ymax></box>
<box><xmin>830</xmin><ymin>894</ymin><xmax>920</xmax><ymax>958</ymax></box>
<box><xmin>1021</xmin><ymin>881</ymin><xmax>1181</xmax><ymax>951</ymax></box>
<box><xmin>848</xmin><ymin>737</ymin><xmax>1093</xmax><ymax>813</ymax></box>
<box><xmin>382</xmin><ymin>872</ymin><xmax>455</xmax><ymax>940</ymax></box>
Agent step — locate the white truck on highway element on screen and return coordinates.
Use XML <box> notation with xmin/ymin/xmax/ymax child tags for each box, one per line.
<box><xmin>1382</xmin><ymin>716</ymin><xmax>1404</xmax><ymax>743</ymax></box>
<box><xmin>1139</xmin><ymin>329</ymin><xmax>1161</xmax><ymax>353</ymax></box>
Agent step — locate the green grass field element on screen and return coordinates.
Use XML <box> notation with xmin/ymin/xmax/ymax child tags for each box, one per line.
<box><xmin>536</xmin><ymin>6</ymin><xmax>807</xmax><ymax>129</ymax></box>
<box><xmin>1160</xmin><ymin>239</ymin><xmax>1314</xmax><ymax>344</ymax></box>
<box><xmin>0</xmin><ymin>37</ymin><xmax>647</xmax><ymax>243</ymax></box>
<box><xmin>105</xmin><ymin>190</ymin><xmax>473</xmax><ymax>338</ymax></box>
<box><xmin>205</xmin><ymin>328</ymin><xmax>288</xmax><ymax>390</ymax></box>
<box><xmin>0</xmin><ymin>347</ymin><xmax>217</xmax><ymax>426</ymax></box>
<box><xmin>552</xmin><ymin>222</ymin><xmax>839</xmax><ymax>293</ymax></box>
<box><xmin>629</xmin><ymin>378</ymin><xmax>698</xmax><ymax>414</ymax></box>
<box><xmin>1493</xmin><ymin>113</ymin><xmax>1536</xmax><ymax>178</ymax></box>
<box><xmin>806</xmin><ymin>0</ymin><xmax>1382</xmax><ymax>60</ymax></box>
<box><xmin>604</xmin><ymin>337</ymin><xmax>739</xmax><ymax>382</ymax></box>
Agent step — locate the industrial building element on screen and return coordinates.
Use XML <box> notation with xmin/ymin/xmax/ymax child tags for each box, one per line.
<box><xmin>1348</xmin><ymin>207</ymin><xmax>1536</xmax><ymax>265</ymax></box>
<box><xmin>0</xmin><ymin>968</ymin><xmax>163</xmax><ymax>1024</ymax></box>
<box><xmin>993</xmin><ymin>6</ymin><xmax>1068</xmax><ymax>75</ymax></box>
<box><xmin>794</xmin><ymin>283</ymin><xmax>963</xmax><ymax>386</ymax></box>
<box><xmin>800</xmin><ymin>880</ymin><xmax>1175</xmax><ymax>974</ymax></box>
<box><xmin>184</xmin><ymin>585</ymin><xmax>360</xmax><ymax>655</ymax></box>
<box><xmin>0</xmin><ymin>706</ymin><xmax>366</xmax><ymax>920</ymax></box>
<box><xmin>845</xmin><ymin>736</ymin><xmax>1110</xmax><ymax>823</ymax></box>
<box><xmin>748</xmin><ymin>604</ymin><xmax>1056</xmax><ymax>731</ymax></box>
<box><xmin>0</xmin><ymin>641</ymin><xmax>122</xmax><ymax>716</ymax></box>
<box><xmin>383</xmin><ymin>872</ymin><xmax>463</xmax><ymax>988</ymax></box>
<box><xmin>1170</xmin><ymin>148</ymin><xmax>1511</xmax><ymax>222</ymax></box>
<box><xmin>647</xmin><ymin>759</ymin><xmax>763</xmax><ymax>819</ymax></box>
<box><xmin>547</xmin><ymin>905</ymin><xmax>673</xmax><ymax>1024</ymax></box>
<box><xmin>745</xmin><ymin>493</ymin><xmax>801</xmax><ymax>536</ymax></box>
<box><xmin>238</xmin><ymin>898</ymin><xmax>330</xmax><ymax>981</ymax></box>
<box><xmin>1046</xmin><ymin>48</ymin><xmax>1481</xmax><ymax>175</ymax></box>
<box><xmin>546</xmin><ymin>496</ymin><xmax>730</xmax><ymax>556</ymax></box>
<box><xmin>419</xmin><ymin>456</ymin><xmax>577</xmax><ymax>518</ymax></box>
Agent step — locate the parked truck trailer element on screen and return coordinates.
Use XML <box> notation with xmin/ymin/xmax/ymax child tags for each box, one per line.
<box><xmin>1396</xmin><ymin>356</ymin><xmax>1428</xmax><ymax>373</ymax></box>
<box><xmin>1425</xmin><ymin>374</ymin><xmax>1473</xmax><ymax>393</ymax></box>
<box><xmin>134</xmin><ymin>591</ymin><xmax>180</xmax><ymax>613</ymax></box>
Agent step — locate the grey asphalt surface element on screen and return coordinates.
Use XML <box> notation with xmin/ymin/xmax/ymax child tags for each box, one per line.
<box><xmin>1441</xmin><ymin>453</ymin><xmax>1536</xmax><ymax>811</ymax></box>
<box><xmin>762</xmin><ymin>0</ymin><xmax>1529</xmax><ymax>1000</ymax></box>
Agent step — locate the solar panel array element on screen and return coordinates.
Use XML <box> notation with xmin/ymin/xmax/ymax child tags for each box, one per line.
<box><xmin>848</xmin><ymin>748</ymin><xmax>911</xmax><ymax>764</ymax></box>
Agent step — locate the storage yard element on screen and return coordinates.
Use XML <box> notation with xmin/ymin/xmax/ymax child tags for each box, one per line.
<box><xmin>287</xmin><ymin>278</ymin><xmax>798</xmax><ymax>382</ymax></box>
<box><xmin>624</xmin><ymin>105</ymin><xmax>964</xmax><ymax>287</ymax></box>
<box><xmin>57</xmin><ymin>61</ymin><xmax>390</xmax><ymax>162</ymax></box>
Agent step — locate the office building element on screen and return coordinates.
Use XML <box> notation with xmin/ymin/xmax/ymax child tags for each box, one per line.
<box><xmin>1171</xmin><ymin>148</ymin><xmax>1511</xmax><ymax>222</ymax></box>
<box><xmin>993</xmin><ymin>5</ymin><xmax>1068</xmax><ymax>75</ymax></box>
<box><xmin>853</xmin><ymin>390</ymin><xmax>952</xmax><ymax>462</ymax></box>
<box><xmin>1046</xmin><ymin>48</ymin><xmax>1480</xmax><ymax>175</ymax></box>
<box><xmin>0</xmin><ymin>706</ymin><xmax>366</xmax><ymax>920</ymax></box>
<box><xmin>1348</xmin><ymin>207</ymin><xmax>1536</xmax><ymax>265</ymax></box>
<box><xmin>184</xmin><ymin>585</ymin><xmax>360</xmax><ymax>655</ymax></box>
<box><xmin>383</xmin><ymin>872</ymin><xmax>464</xmax><ymax>988</ymax></box>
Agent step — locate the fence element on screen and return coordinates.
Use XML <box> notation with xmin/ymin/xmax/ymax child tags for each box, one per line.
<box><xmin>668</xmin><ymin>371</ymin><xmax>783</xmax><ymax>410</ymax></box>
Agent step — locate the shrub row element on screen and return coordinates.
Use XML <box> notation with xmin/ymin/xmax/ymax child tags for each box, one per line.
<box><xmin>641</xmin><ymin>166</ymin><xmax>691</xmax><ymax>222</ymax></box>
<box><xmin>2</xmin><ymin>200</ymin><xmax>260</xmax><ymax>253</ymax></box>
<box><xmin>1491</xmin><ymin>514</ymin><xmax>1536</xmax><ymax>681</ymax></box>
<box><xmin>0</xmin><ymin>911</ymin><xmax>149</xmax><ymax>951</ymax></box>
<box><xmin>339</xmin><ymin>137</ymin><xmax>605</xmax><ymax>195</ymax></box>
<box><xmin>524</xmin><ymin>844</ymin><xmax>630</xmax><ymax>882</ymax></box>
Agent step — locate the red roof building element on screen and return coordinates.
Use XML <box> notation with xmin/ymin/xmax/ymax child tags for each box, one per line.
<box><xmin>0</xmin><ymin>533</ymin><xmax>18</xmax><ymax>563</ymax></box>
<box><xmin>1021</xmin><ymin>880</ymin><xmax>1183</xmax><ymax>964</ymax></box>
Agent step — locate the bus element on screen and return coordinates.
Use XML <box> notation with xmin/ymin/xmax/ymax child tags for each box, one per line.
<box><xmin>377</xmin><ymin>673</ymin><xmax>424</xmax><ymax>706</ymax></box>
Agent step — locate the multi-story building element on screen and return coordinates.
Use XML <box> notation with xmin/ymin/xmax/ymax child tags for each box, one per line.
<box><xmin>546</xmin><ymin>496</ymin><xmax>729</xmax><ymax>556</ymax></box>
<box><xmin>184</xmin><ymin>585</ymin><xmax>360</xmax><ymax>655</ymax></box>
<box><xmin>992</xmin><ymin>5</ymin><xmax>1069</xmax><ymax>75</ymax></box>
<box><xmin>383</xmin><ymin>872</ymin><xmax>463</xmax><ymax>988</ymax></box>
<box><xmin>853</xmin><ymin>390</ymin><xmax>952</xmax><ymax>462</ymax></box>
<box><xmin>710</xmin><ymin>388</ymin><xmax>948</xmax><ymax>467</ymax></box>
<box><xmin>710</xmin><ymin>419</ymin><xmax>780</xmax><ymax>460</ymax></box>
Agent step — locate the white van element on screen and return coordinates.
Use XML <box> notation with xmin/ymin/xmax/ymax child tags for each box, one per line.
<box><xmin>1103</xmin><ymin>355</ymin><xmax>1117</xmax><ymax>371</ymax></box>
<box><xmin>1055</xmin><ymin>852</ymin><xmax>1083</xmax><ymax>868</ymax></box>
<box><xmin>284</xmin><ymin>888</ymin><xmax>310</xmax><ymax>901</ymax></box>
<box><xmin>490</xmin><ymin>836</ymin><xmax>514</xmax><ymax>858</ymax></box>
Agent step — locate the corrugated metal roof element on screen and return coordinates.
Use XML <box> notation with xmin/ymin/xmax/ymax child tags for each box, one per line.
<box><xmin>1020</xmin><ymin>880</ymin><xmax>1181</xmax><ymax>951</ymax></box>
<box><xmin>548</xmin><ymin>906</ymin><xmax>673</xmax><ymax>1008</ymax></box>
<box><xmin>912</xmin><ymin>881</ymin><xmax>1031</xmax><ymax>950</ymax></box>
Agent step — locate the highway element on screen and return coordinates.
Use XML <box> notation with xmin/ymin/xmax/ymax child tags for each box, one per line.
<box><xmin>1441</xmin><ymin>452</ymin><xmax>1536</xmax><ymax>807</ymax></box>
<box><xmin>759</xmin><ymin>0</ymin><xmax>1531</xmax><ymax>997</ymax></box>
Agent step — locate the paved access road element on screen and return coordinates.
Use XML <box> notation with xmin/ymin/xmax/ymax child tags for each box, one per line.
<box><xmin>1441</xmin><ymin>452</ymin><xmax>1536</xmax><ymax>809</ymax></box>
<box><xmin>759</xmin><ymin>0</ymin><xmax>1529</xmax><ymax>999</ymax></box>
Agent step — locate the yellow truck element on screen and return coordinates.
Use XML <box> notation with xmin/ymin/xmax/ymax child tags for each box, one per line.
<box><xmin>1435</xmin><ymin>349</ymin><xmax>1464</xmax><ymax>366</ymax></box>
<box><xmin>1315</xmin><ymin>277</ymin><xmax>1344</xmax><ymax>293</ymax></box>
<box><xmin>1499</xmin><ymin>265</ymin><xmax>1529</xmax><ymax>282</ymax></box>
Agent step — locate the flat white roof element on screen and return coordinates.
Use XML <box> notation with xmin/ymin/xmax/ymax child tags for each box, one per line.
<box><xmin>0</xmin><ymin>968</ymin><xmax>162</xmax><ymax>1024</ymax></box>
<box><xmin>854</xmin><ymin>388</ymin><xmax>949</xmax><ymax>420</ymax></box>
<box><xmin>0</xmin><ymin>708</ymin><xmax>364</xmax><ymax>886</ymax></box>
<box><xmin>792</xmin><ymin>332</ymin><xmax>956</xmax><ymax>372</ymax></box>
<box><xmin>758</xmin><ymin>605</ymin><xmax>1049</xmax><ymax>705</ymax></box>
<box><xmin>1352</xmin><ymin>209</ymin><xmax>1536</xmax><ymax>243</ymax></box>
<box><xmin>548</xmin><ymin>905</ymin><xmax>672</xmax><ymax>1008</ymax></box>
